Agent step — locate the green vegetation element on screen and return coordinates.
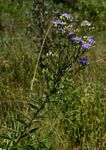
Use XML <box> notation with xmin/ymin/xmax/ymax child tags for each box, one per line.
<box><xmin>0</xmin><ymin>0</ymin><xmax>106</xmax><ymax>149</ymax></box>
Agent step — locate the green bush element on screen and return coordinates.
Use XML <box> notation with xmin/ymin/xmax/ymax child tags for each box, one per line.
<box><xmin>75</xmin><ymin>0</ymin><xmax>106</xmax><ymax>30</ymax></box>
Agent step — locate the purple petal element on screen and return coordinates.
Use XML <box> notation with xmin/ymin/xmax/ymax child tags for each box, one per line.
<box><xmin>61</xmin><ymin>13</ymin><xmax>73</xmax><ymax>19</ymax></box>
<box><xmin>79</xmin><ymin>58</ymin><xmax>89</xmax><ymax>65</ymax></box>
<box><xmin>58</xmin><ymin>27</ymin><xmax>65</xmax><ymax>33</ymax></box>
<box><xmin>55</xmin><ymin>20</ymin><xmax>62</xmax><ymax>25</ymax></box>
<box><xmin>88</xmin><ymin>36</ymin><xmax>94</xmax><ymax>39</ymax></box>
<box><xmin>82</xmin><ymin>43</ymin><xmax>91</xmax><ymax>49</ymax></box>
<box><xmin>87</xmin><ymin>36</ymin><xmax>96</xmax><ymax>44</ymax></box>
<box><xmin>68</xmin><ymin>32</ymin><xmax>74</xmax><ymax>36</ymax></box>
<box><xmin>67</xmin><ymin>24</ymin><xmax>73</xmax><ymax>28</ymax></box>
<box><xmin>71</xmin><ymin>37</ymin><xmax>83</xmax><ymax>44</ymax></box>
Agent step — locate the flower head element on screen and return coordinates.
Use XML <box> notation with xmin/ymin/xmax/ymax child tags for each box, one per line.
<box><xmin>71</xmin><ymin>37</ymin><xmax>83</xmax><ymax>44</ymax></box>
<box><xmin>67</xmin><ymin>24</ymin><xmax>73</xmax><ymax>28</ymax></box>
<box><xmin>68</xmin><ymin>31</ymin><xmax>74</xmax><ymax>36</ymax></box>
<box><xmin>81</xmin><ymin>20</ymin><xmax>91</xmax><ymax>27</ymax></box>
<box><xmin>79</xmin><ymin>58</ymin><xmax>89</xmax><ymax>65</ymax></box>
<box><xmin>56</xmin><ymin>20</ymin><xmax>62</xmax><ymax>25</ymax></box>
<box><xmin>58</xmin><ymin>27</ymin><xmax>65</xmax><ymax>33</ymax></box>
<box><xmin>82</xmin><ymin>43</ymin><xmax>91</xmax><ymax>49</ymax></box>
<box><xmin>61</xmin><ymin>13</ymin><xmax>73</xmax><ymax>19</ymax></box>
<box><xmin>87</xmin><ymin>36</ymin><xmax>96</xmax><ymax>44</ymax></box>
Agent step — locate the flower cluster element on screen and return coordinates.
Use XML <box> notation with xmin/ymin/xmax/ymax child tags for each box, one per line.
<box><xmin>52</xmin><ymin>13</ymin><xmax>96</xmax><ymax>66</ymax></box>
<box><xmin>52</xmin><ymin>13</ymin><xmax>73</xmax><ymax>34</ymax></box>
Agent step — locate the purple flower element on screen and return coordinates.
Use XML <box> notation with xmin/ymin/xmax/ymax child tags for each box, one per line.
<box><xmin>68</xmin><ymin>32</ymin><xmax>74</xmax><ymax>36</ymax></box>
<box><xmin>71</xmin><ymin>37</ymin><xmax>83</xmax><ymax>44</ymax></box>
<box><xmin>88</xmin><ymin>36</ymin><xmax>93</xmax><ymax>39</ymax></box>
<box><xmin>87</xmin><ymin>36</ymin><xmax>96</xmax><ymax>44</ymax></box>
<box><xmin>58</xmin><ymin>27</ymin><xmax>65</xmax><ymax>33</ymax></box>
<box><xmin>61</xmin><ymin>13</ymin><xmax>73</xmax><ymax>19</ymax></box>
<box><xmin>82</xmin><ymin>43</ymin><xmax>91</xmax><ymax>49</ymax></box>
<box><xmin>55</xmin><ymin>20</ymin><xmax>62</xmax><ymax>25</ymax></box>
<box><xmin>79</xmin><ymin>58</ymin><xmax>89</xmax><ymax>65</ymax></box>
<box><xmin>67</xmin><ymin>24</ymin><xmax>73</xmax><ymax>28</ymax></box>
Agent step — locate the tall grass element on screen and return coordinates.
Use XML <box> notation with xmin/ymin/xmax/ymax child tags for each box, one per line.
<box><xmin>0</xmin><ymin>0</ymin><xmax>106</xmax><ymax>149</ymax></box>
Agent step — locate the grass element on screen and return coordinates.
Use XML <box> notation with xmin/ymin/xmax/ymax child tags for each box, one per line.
<box><xmin>0</xmin><ymin>1</ymin><xmax>106</xmax><ymax>149</ymax></box>
<box><xmin>0</xmin><ymin>31</ymin><xmax>106</xmax><ymax>149</ymax></box>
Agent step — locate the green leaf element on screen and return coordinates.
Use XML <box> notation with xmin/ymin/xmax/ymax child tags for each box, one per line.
<box><xmin>0</xmin><ymin>143</ymin><xmax>7</xmax><ymax>149</ymax></box>
<box><xmin>28</xmin><ymin>103</ymin><xmax>39</xmax><ymax>110</ymax></box>
<box><xmin>24</xmin><ymin>144</ymin><xmax>35</xmax><ymax>150</ymax></box>
<box><xmin>0</xmin><ymin>134</ymin><xmax>12</xmax><ymax>141</ymax></box>
<box><xmin>16</xmin><ymin>119</ymin><xmax>27</xmax><ymax>125</ymax></box>
<box><xmin>0</xmin><ymin>125</ymin><xmax>17</xmax><ymax>133</ymax></box>
<box><xmin>16</xmin><ymin>110</ymin><xmax>30</xmax><ymax>120</ymax></box>
<box><xmin>29</xmin><ymin>127</ymin><xmax>39</xmax><ymax>133</ymax></box>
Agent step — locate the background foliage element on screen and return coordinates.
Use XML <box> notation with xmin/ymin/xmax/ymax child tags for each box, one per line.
<box><xmin>0</xmin><ymin>0</ymin><xmax>106</xmax><ymax>149</ymax></box>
